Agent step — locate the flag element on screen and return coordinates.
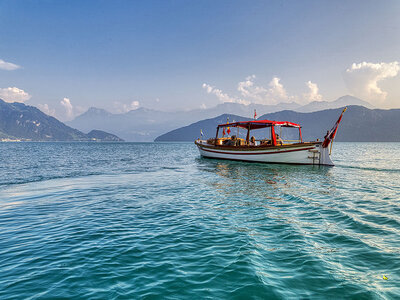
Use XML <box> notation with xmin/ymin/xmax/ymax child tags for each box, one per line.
<box><xmin>226</xmin><ymin>116</ymin><xmax>230</xmax><ymax>135</ymax></box>
<box><xmin>254</xmin><ymin>109</ymin><xmax>257</xmax><ymax>120</ymax></box>
<box><xmin>322</xmin><ymin>107</ymin><xmax>347</xmax><ymax>148</ymax></box>
<box><xmin>200</xmin><ymin>129</ymin><xmax>203</xmax><ymax>137</ymax></box>
<box><xmin>222</xmin><ymin>127</ymin><xmax>226</xmax><ymax>136</ymax></box>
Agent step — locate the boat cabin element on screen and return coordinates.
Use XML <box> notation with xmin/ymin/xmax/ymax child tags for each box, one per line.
<box><xmin>208</xmin><ymin>120</ymin><xmax>303</xmax><ymax>147</ymax></box>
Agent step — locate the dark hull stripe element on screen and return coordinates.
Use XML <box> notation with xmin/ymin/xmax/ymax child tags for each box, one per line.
<box><xmin>200</xmin><ymin>156</ymin><xmax>318</xmax><ymax>165</ymax></box>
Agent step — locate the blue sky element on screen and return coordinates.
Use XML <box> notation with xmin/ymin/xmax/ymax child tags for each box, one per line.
<box><xmin>0</xmin><ymin>0</ymin><xmax>399</xmax><ymax>120</ymax></box>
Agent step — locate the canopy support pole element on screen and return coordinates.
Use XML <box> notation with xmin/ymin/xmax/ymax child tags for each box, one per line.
<box><xmin>215</xmin><ymin>127</ymin><xmax>219</xmax><ymax>145</ymax></box>
<box><xmin>271</xmin><ymin>126</ymin><xmax>277</xmax><ymax>146</ymax></box>
<box><xmin>246</xmin><ymin>125</ymin><xmax>250</xmax><ymax>144</ymax></box>
<box><xmin>299</xmin><ymin>127</ymin><xmax>303</xmax><ymax>143</ymax></box>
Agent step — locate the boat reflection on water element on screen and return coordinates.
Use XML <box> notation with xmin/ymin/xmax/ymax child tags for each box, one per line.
<box><xmin>196</xmin><ymin>156</ymin><xmax>339</xmax><ymax>235</ymax></box>
<box><xmin>196</xmin><ymin>157</ymin><xmax>335</xmax><ymax>201</ymax></box>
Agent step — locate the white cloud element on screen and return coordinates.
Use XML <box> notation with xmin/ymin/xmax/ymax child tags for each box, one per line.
<box><xmin>0</xmin><ymin>59</ymin><xmax>21</xmax><ymax>71</ymax></box>
<box><xmin>236</xmin><ymin>75</ymin><xmax>291</xmax><ymax>105</ymax></box>
<box><xmin>113</xmin><ymin>100</ymin><xmax>141</xmax><ymax>113</ymax></box>
<box><xmin>202</xmin><ymin>83</ymin><xmax>250</xmax><ymax>105</ymax></box>
<box><xmin>237</xmin><ymin>75</ymin><xmax>268</xmax><ymax>103</ymax></box>
<box><xmin>38</xmin><ymin>101</ymin><xmax>85</xmax><ymax>120</ymax></box>
<box><xmin>344</xmin><ymin>61</ymin><xmax>399</xmax><ymax>103</ymax></box>
<box><xmin>203</xmin><ymin>75</ymin><xmax>326</xmax><ymax>106</ymax></box>
<box><xmin>37</xmin><ymin>104</ymin><xmax>56</xmax><ymax>117</ymax></box>
<box><xmin>60</xmin><ymin>97</ymin><xmax>74</xmax><ymax>120</ymax></box>
<box><xmin>0</xmin><ymin>87</ymin><xmax>31</xmax><ymax>102</ymax></box>
<box><xmin>268</xmin><ymin>77</ymin><xmax>288</xmax><ymax>103</ymax></box>
<box><xmin>303</xmin><ymin>81</ymin><xmax>322</xmax><ymax>102</ymax></box>
<box><xmin>204</xmin><ymin>76</ymin><xmax>293</xmax><ymax>106</ymax></box>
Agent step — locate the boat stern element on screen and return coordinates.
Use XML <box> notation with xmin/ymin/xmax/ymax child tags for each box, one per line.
<box><xmin>318</xmin><ymin>144</ymin><xmax>334</xmax><ymax>166</ymax></box>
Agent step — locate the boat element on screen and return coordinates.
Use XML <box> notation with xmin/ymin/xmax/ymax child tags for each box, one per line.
<box><xmin>195</xmin><ymin>108</ymin><xmax>347</xmax><ymax>166</ymax></box>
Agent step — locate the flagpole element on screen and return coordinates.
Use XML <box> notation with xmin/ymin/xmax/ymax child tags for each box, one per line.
<box><xmin>329</xmin><ymin>107</ymin><xmax>347</xmax><ymax>155</ymax></box>
<box><xmin>322</xmin><ymin>106</ymin><xmax>347</xmax><ymax>149</ymax></box>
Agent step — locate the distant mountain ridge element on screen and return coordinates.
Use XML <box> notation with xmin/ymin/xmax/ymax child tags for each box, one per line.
<box><xmin>155</xmin><ymin>114</ymin><xmax>252</xmax><ymax>142</ymax></box>
<box><xmin>87</xmin><ymin>130</ymin><xmax>124</xmax><ymax>142</ymax></box>
<box><xmin>0</xmin><ymin>99</ymin><xmax>124</xmax><ymax>141</ymax></box>
<box><xmin>68</xmin><ymin>95</ymin><xmax>373</xmax><ymax>141</ymax></box>
<box><xmin>297</xmin><ymin>95</ymin><xmax>374</xmax><ymax>112</ymax></box>
<box><xmin>155</xmin><ymin>106</ymin><xmax>400</xmax><ymax>142</ymax></box>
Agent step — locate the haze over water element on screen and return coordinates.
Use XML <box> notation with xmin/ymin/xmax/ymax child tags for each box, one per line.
<box><xmin>0</xmin><ymin>142</ymin><xmax>399</xmax><ymax>299</ymax></box>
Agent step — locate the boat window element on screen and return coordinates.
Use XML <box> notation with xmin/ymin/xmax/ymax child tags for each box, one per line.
<box><xmin>276</xmin><ymin>126</ymin><xmax>302</xmax><ymax>144</ymax></box>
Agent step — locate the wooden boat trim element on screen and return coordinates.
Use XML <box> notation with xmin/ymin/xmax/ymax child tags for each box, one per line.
<box><xmin>195</xmin><ymin>140</ymin><xmax>321</xmax><ymax>151</ymax></box>
<box><xmin>198</xmin><ymin>146</ymin><xmax>315</xmax><ymax>155</ymax></box>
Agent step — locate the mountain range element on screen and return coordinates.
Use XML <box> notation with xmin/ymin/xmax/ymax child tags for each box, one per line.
<box><xmin>0</xmin><ymin>99</ymin><xmax>124</xmax><ymax>141</ymax></box>
<box><xmin>155</xmin><ymin>106</ymin><xmax>400</xmax><ymax>142</ymax></box>
<box><xmin>67</xmin><ymin>95</ymin><xmax>373</xmax><ymax>141</ymax></box>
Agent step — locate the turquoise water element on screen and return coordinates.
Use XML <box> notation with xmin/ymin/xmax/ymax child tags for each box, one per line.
<box><xmin>0</xmin><ymin>142</ymin><xmax>399</xmax><ymax>299</ymax></box>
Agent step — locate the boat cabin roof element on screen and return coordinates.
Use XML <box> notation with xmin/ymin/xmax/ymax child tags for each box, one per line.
<box><xmin>217</xmin><ymin>120</ymin><xmax>301</xmax><ymax>130</ymax></box>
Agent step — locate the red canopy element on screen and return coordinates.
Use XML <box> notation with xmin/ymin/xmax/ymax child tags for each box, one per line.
<box><xmin>217</xmin><ymin>120</ymin><xmax>301</xmax><ymax>130</ymax></box>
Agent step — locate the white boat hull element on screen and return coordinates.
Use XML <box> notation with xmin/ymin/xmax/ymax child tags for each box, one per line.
<box><xmin>195</xmin><ymin>141</ymin><xmax>334</xmax><ymax>166</ymax></box>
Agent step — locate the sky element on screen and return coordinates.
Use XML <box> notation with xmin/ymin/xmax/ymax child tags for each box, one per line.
<box><xmin>0</xmin><ymin>0</ymin><xmax>400</xmax><ymax>120</ymax></box>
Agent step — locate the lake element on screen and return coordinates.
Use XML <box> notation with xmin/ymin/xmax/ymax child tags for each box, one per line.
<box><xmin>0</xmin><ymin>142</ymin><xmax>399</xmax><ymax>299</ymax></box>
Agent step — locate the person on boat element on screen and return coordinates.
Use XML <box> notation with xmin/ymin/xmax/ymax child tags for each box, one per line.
<box><xmin>276</xmin><ymin>134</ymin><xmax>283</xmax><ymax>145</ymax></box>
<box><xmin>249</xmin><ymin>136</ymin><xmax>256</xmax><ymax>146</ymax></box>
<box><xmin>225</xmin><ymin>135</ymin><xmax>237</xmax><ymax>146</ymax></box>
<box><xmin>260</xmin><ymin>139</ymin><xmax>271</xmax><ymax>146</ymax></box>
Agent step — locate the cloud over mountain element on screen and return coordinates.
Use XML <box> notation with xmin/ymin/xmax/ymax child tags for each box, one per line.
<box><xmin>202</xmin><ymin>83</ymin><xmax>249</xmax><ymax>105</ymax></box>
<box><xmin>37</xmin><ymin>103</ymin><xmax>56</xmax><ymax>116</ymax></box>
<box><xmin>344</xmin><ymin>61</ymin><xmax>399</xmax><ymax>104</ymax></box>
<box><xmin>236</xmin><ymin>75</ymin><xmax>290</xmax><ymax>105</ymax></box>
<box><xmin>0</xmin><ymin>87</ymin><xmax>31</xmax><ymax>102</ymax></box>
<box><xmin>60</xmin><ymin>97</ymin><xmax>74</xmax><ymax>120</ymax></box>
<box><xmin>203</xmin><ymin>75</ymin><xmax>323</xmax><ymax>106</ymax></box>
<box><xmin>303</xmin><ymin>81</ymin><xmax>322</xmax><ymax>103</ymax></box>
<box><xmin>113</xmin><ymin>100</ymin><xmax>141</xmax><ymax>113</ymax></box>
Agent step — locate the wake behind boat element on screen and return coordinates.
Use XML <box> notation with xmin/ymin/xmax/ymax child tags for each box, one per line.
<box><xmin>195</xmin><ymin>108</ymin><xmax>347</xmax><ymax>166</ymax></box>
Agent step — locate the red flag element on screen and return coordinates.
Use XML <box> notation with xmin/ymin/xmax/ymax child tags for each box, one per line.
<box><xmin>222</xmin><ymin>127</ymin><xmax>226</xmax><ymax>136</ymax></box>
<box><xmin>254</xmin><ymin>109</ymin><xmax>257</xmax><ymax>120</ymax></box>
<box><xmin>322</xmin><ymin>107</ymin><xmax>347</xmax><ymax>148</ymax></box>
<box><xmin>226</xmin><ymin>117</ymin><xmax>230</xmax><ymax>135</ymax></box>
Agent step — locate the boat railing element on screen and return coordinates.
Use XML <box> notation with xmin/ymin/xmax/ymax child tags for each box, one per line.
<box><xmin>203</xmin><ymin>137</ymin><xmax>304</xmax><ymax>147</ymax></box>
<box><xmin>282</xmin><ymin>139</ymin><xmax>302</xmax><ymax>143</ymax></box>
